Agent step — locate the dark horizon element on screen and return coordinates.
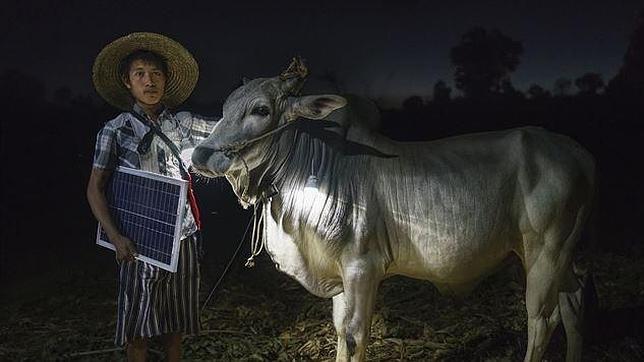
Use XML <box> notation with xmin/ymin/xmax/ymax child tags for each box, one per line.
<box><xmin>2</xmin><ymin>0</ymin><xmax>642</xmax><ymax>107</ymax></box>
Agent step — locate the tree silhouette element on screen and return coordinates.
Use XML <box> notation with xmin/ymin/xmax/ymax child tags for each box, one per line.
<box><xmin>553</xmin><ymin>77</ymin><xmax>573</xmax><ymax>97</ymax></box>
<box><xmin>402</xmin><ymin>95</ymin><xmax>424</xmax><ymax>111</ymax></box>
<box><xmin>608</xmin><ymin>9</ymin><xmax>644</xmax><ymax>98</ymax></box>
<box><xmin>527</xmin><ymin>84</ymin><xmax>551</xmax><ymax>99</ymax></box>
<box><xmin>500</xmin><ymin>79</ymin><xmax>524</xmax><ymax>99</ymax></box>
<box><xmin>0</xmin><ymin>69</ymin><xmax>46</xmax><ymax>106</ymax></box>
<box><xmin>433</xmin><ymin>80</ymin><xmax>452</xmax><ymax>103</ymax></box>
<box><xmin>575</xmin><ymin>72</ymin><xmax>604</xmax><ymax>95</ymax></box>
<box><xmin>450</xmin><ymin>27</ymin><xmax>523</xmax><ymax>98</ymax></box>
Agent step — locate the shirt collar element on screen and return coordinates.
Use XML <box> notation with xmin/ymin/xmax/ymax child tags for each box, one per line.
<box><xmin>132</xmin><ymin>102</ymin><xmax>171</xmax><ymax>123</ymax></box>
<box><xmin>128</xmin><ymin>103</ymin><xmax>177</xmax><ymax>140</ymax></box>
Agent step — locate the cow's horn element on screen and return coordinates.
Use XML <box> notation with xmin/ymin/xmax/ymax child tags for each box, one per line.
<box><xmin>280</xmin><ymin>56</ymin><xmax>308</xmax><ymax>80</ymax></box>
<box><xmin>280</xmin><ymin>56</ymin><xmax>308</xmax><ymax>95</ymax></box>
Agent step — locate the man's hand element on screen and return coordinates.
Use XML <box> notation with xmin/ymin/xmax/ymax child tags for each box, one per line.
<box><xmin>87</xmin><ymin>168</ymin><xmax>139</xmax><ymax>263</ymax></box>
<box><xmin>111</xmin><ymin>234</ymin><xmax>138</xmax><ymax>262</ymax></box>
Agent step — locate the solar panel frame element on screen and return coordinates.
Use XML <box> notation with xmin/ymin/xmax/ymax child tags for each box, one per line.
<box><xmin>96</xmin><ymin>166</ymin><xmax>188</xmax><ymax>272</ymax></box>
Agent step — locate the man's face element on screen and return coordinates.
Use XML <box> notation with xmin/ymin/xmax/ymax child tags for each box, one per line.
<box><xmin>123</xmin><ymin>59</ymin><xmax>166</xmax><ymax>107</ymax></box>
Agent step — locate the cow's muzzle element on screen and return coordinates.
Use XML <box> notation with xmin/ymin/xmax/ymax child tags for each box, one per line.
<box><xmin>192</xmin><ymin>147</ymin><xmax>213</xmax><ymax>166</ymax></box>
<box><xmin>191</xmin><ymin>146</ymin><xmax>229</xmax><ymax>177</ymax></box>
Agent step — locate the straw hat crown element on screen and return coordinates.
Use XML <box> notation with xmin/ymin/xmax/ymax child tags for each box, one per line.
<box><xmin>92</xmin><ymin>32</ymin><xmax>198</xmax><ymax>110</ymax></box>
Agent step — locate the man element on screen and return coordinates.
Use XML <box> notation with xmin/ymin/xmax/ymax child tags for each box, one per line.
<box><xmin>87</xmin><ymin>32</ymin><xmax>217</xmax><ymax>361</ymax></box>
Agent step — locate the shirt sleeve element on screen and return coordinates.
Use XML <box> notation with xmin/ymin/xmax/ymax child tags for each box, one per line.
<box><xmin>92</xmin><ymin>125</ymin><xmax>118</xmax><ymax>170</ymax></box>
<box><xmin>177</xmin><ymin>111</ymin><xmax>220</xmax><ymax>149</ymax></box>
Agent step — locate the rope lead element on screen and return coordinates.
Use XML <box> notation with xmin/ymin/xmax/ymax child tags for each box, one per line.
<box><xmin>245</xmin><ymin>201</ymin><xmax>266</xmax><ymax>268</ymax></box>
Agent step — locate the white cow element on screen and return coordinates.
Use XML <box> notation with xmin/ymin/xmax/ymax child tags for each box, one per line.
<box><xmin>192</xmin><ymin>60</ymin><xmax>596</xmax><ymax>361</ymax></box>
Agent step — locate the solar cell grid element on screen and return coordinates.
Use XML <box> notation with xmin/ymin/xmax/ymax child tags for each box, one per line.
<box><xmin>96</xmin><ymin>167</ymin><xmax>188</xmax><ymax>272</ymax></box>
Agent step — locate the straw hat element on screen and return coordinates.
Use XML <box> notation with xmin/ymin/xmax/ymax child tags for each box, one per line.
<box><xmin>92</xmin><ymin>32</ymin><xmax>199</xmax><ymax>110</ymax></box>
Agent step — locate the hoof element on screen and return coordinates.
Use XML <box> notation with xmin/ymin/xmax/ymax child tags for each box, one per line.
<box><xmin>346</xmin><ymin>334</ymin><xmax>356</xmax><ymax>356</ymax></box>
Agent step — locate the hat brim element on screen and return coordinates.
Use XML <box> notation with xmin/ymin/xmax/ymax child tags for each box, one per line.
<box><xmin>92</xmin><ymin>32</ymin><xmax>199</xmax><ymax>110</ymax></box>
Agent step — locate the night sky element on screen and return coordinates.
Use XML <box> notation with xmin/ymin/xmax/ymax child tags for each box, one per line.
<box><xmin>2</xmin><ymin>0</ymin><xmax>642</xmax><ymax>107</ymax></box>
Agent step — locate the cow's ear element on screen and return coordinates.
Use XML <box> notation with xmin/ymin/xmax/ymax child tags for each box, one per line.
<box><xmin>290</xmin><ymin>95</ymin><xmax>347</xmax><ymax>120</ymax></box>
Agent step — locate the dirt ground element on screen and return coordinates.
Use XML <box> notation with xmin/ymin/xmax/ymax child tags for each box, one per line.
<box><xmin>1</xmin><ymin>250</ymin><xmax>643</xmax><ymax>361</ymax></box>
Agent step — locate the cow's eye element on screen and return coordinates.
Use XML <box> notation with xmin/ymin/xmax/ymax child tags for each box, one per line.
<box><xmin>251</xmin><ymin>105</ymin><xmax>270</xmax><ymax>117</ymax></box>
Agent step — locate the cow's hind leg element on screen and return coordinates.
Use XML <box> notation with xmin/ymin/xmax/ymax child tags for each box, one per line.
<box><xmin>523</xmin><ymin>205</ymin><xmax>588</xmax><ymax>362</ymax></box>
<box><xmin>524</xmin><ymin>251</ymin><xmax>562</xmax><ymax>362</ymax></box>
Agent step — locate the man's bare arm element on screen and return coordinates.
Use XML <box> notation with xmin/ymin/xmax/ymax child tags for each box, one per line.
<box><xmin>86</xmin><ymin>167</ymin><xmax>137</xmax><ymax>262</ymax></box>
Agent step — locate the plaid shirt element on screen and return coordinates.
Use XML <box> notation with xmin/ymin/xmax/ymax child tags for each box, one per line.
<box><xmin>93</xmin><ymin>103</ymin><xmax>218</xmax><ymax>238</ymax></box>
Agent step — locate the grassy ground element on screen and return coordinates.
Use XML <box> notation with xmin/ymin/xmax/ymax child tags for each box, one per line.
<box><xmin>1</xmin><ymin>251</ymin><xmax>642</xmax><ymax>361</ymax></box>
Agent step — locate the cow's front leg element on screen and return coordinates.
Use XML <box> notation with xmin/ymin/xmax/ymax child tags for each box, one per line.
<box><xmin>333</xmin><ymin>292</ymin><xmax>349</xmax><ymax>360</ymax></box>
<box><xmin>335</xmin><ymin>257</ymin><xmax>382</xmax><ymax>362</ymax></box>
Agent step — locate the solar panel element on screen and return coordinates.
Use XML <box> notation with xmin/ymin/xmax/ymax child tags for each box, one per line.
<box><xmin>96</xmin><ymin>166</ymin><xmax>188</xmax><ymax>272</ymax></box>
